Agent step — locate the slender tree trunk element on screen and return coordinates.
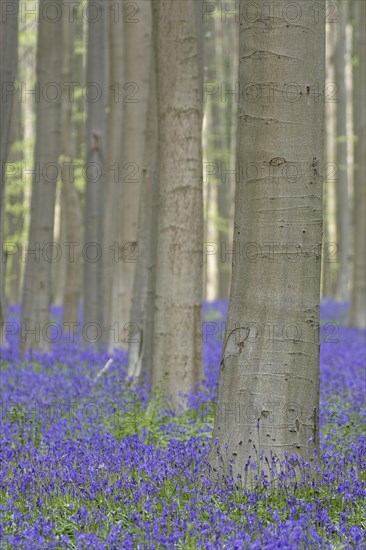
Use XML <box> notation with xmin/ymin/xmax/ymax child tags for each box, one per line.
<box><xmin>207</xmin><ymin>16</ymin><xmax>229</xmax><ymax>300</ymax></box>
<box><xmin>334</xmin><ymin>0</ymin><xmax>350</xmax><ymax>301</ymax></box>
<box><xmin>104</xmin><ymin>0</ymin><xmax>125</xmax><ymax>351</ymax></box>
<box><xmin>322</xmin><ymin>15</ymin><xmax>337</xmax><ymax>298</ymax></box>
<box><xmin>216</xmin><ymin>15</ymin><xmax>236</xmax><ymax>300</ymax></box>
<box><xmin>115</xmin><ymin>0</ymin><xmax>151</xmax><ymax>335</ymax></box>
<box><xmin>52</xmin><ymin>187</ymin><xmax>67</xmax><ymax>306</ymax></box>
<box><xmin>202</xmin><ymin>109</ymin><xmax>218</xmax><ymax>302</ymax></box>
<box><xmin>221</xmin><ymin>16</ymin><xmax>239</xmax><ymax>300</ymax></box>
<box><xmin>6</xmin><ymin>91</ymin><xmax>24</xmax><ymax>305</ymax></box>
<box><xmin>207</xmin><ymin>0</ymin><xmax>325</xmax><ymax>482</ymax></box>
<box><xmin>349</xmin><ymin>0</ymin><xmax>366</xmax><ymax>328</ymax></box>
<box><xmin>0</xmin><ymin>0</ymin><xmax>19</xmax><ymax>344</ymax></box>
<box><xmin>141</xmin><ymin>68</ymin><xmax>159</xmax><ymax>381</ymax></box>
<box><xmin>83</xmin><ymin>0</ymin><xmax>106</xmax><ymax>349</ymax></box>
<box><xmin>21</xmin><ymin>0</ymin><xmax>62</xmax><ymax>351</ymax></box>
<box><xmin>74</xmin><ymin>13</ymin><xmax>85</xmax><ymax>164</ymax></box>
<box><xmin>128</xmin><ymin>47</ymin><xmax>157</xmax><ymax>379</ymax></box>
<box><xmin>152</xmin><ymin>0</ymin><xmax>203</xmax><ymax>404</ymax></box>
<box><xmin>61</xmin><ymin>4</ymin><xmax>82</xmax><ymax>327</ymax></box>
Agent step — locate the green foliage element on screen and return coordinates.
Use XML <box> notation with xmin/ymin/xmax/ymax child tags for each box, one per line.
<box><xmin>102</xmin><ymin>383</ymin><xmax>214</xmax><ymax>448</ymax></box>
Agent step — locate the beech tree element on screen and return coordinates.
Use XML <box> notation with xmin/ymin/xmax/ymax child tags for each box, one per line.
<box><xmin>113</xmin><ymin>0</ymin><xmax>151</xmax><ymax>336</ymax></box>
<box><xmin>104</xmin><ymin>1</ymin><xmax>124</xmax><ymax>350</ymax></box>
<box><xmin>152</xmin><ymin>0</ymin><xmax>203</xmax><ymax>403</ymax></box>
<box><xmin>5</xmin><ymin>92</ymin><xmax>24</xmax><ymax>306</ymax></box>
<box><xmin>334</xmin><ymin>0</ymin><xmax>350</xmax><ymax>301</ymax></box>
<box><xmin>127</xmin><ymin>47</ymin><xmax>157</xmax><ymax>379</ymax></box>
<box><xmin>83</xmin><ymin>0</ymin><xmax>106</xmax><ymax>349</ymax></box>
<box><xmin>207</xmin><ymin>0</ymin><xmax>325</xmax><ymax>481</ymax></box>
<box><xmin>349</xmin><ymin>0</ymin><xmax>366</xmax><ymax>329</ymax></box>
<box><xmin>21</xmin><ymin>0</ymin><xmax>62</xmax><ymax>351</ymax></box>
<box><xmin>0</xmin><ymin>0</ymin><xmax>19</xmax><ymax>345</ymax></box>
<box><xmin>61</xmin><ymin>4</ymin><xmax>82</xmax><ymax>327</ymax></box>
<box><xmin>322</xmin><ymin>20</ymin><xmax>336</xmax><ymax>298</ymax></box>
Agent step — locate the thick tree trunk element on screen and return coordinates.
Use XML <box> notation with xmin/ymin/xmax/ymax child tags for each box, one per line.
<box><xmin>114</xmin><ymin>0</ymin><xmax>151</xmax><ymax>335</ymax></box>
<box><xmin>207</xmin><ymin>0</ymin><xmax>325</xmax><ymax>482</ymax></box>
<box><xmin>349</xmin><ymin>0</ymin><xmax>366</xmax><ymax>328</ymax></box>
<box><xmin>128</xmin><ymin>48</ymin><xmax>157</xmax><ymax>379</ymax></box>
<box><xmin>334</xmin><ymin>0</ymin><xmax>350</xmax><ymax>301</ymax></box>
<box><xmin>83</xmin><ymin>0</ymin><xmax>106</xmax><ymax>349</ymax></box>
<box><xmin>0</xmin><ymin>0</ymin><xmax>19</xmax><ymax>344</ymax></box>
<box><xmin>21</xmin><ymin>0</ymin><xmax>62</xmax><ymax>351</ymax></box>
<box><xmin>61</xmin><ymin>5</ymin><xmax>82</xmax><ymax>327</ymax></box>
<box><xmin>152</xmin><ymin>0</ymin><xmax>203</xmax><ymax>404</ymax></box>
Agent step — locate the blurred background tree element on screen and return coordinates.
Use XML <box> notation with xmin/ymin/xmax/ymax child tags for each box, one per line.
<box><xmin>1</xmin><ymin>0</ymin><xmax>365</xmax><ymax>359</ymax></box>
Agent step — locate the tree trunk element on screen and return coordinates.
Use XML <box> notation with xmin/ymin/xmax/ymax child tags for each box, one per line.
<box><xmin>349</xmin><ymin>0</ymin><xmax>366</xmax><ymax>328</ymax></box>
<box><xmin>152</xmin><ymin>0</ymin><xmax>203</xmax><ymax>404</ymax></box>
<box><xmin>141</xmin><ymin>69</ymin><xmax>159</xmax><ymax>382</ymax></box>
<box><xmin>128</xmin><ymin>47</ymin><xmax>157</xmax><ymax>379</ymax></box>
<box><xmin>21</xmin><ymin>0</ymin><xmax>62</xmax><ymax>351</ymax></box>
<box><xmin>6</xmin><ymin>91</ymin><xmax>24</xmax><ymax>305</ymax></box>
<box><xmin>334</xmin><ymin>0</ymin><xmax>350</xmax><ymax>301</ymax></box>
<box><xmin>216</xmin><ymin>14</ymin><xmax>237</xmax><ymax>300</ymax></box>
<box><xmin>104</xmin><ymin>0</ymin><xmax>125</xmax><ymax>351</ymax></box>
<box><xmin>321</xmin><ymin>19</ymin><xmax>337</xmax><ymax>298</ymax></box>
<box><xmin>207</xmin><ymin>16</ymin><xmax>228</xmax><ymax>300</ymax></box>
<box><xmin>207</xmin><ymin>0</ymin><xmax>325</xmax><ymax>482</ymax></box>
<box><xmin>114</xmin><ymin>0</ymin><xmax>151</xmax><ymax>336</ymax></box>
<box><xmin>0</xmin><ymin>0</ymin><xmax>19</xmax><ymax>344</ymax></box>
<box><xmin>202</xmin><ymin>110</ymin><xmax>218</xmax><ymax>302</ymax></box>
<box><xmin>61</xmin><ymin>4</ymin><xmax>82</xmax><ymax>327</ymax></box>
<box><xmin>52</xmin><ymin>186</ymin><xmax>66</xmax><ymax>306</ymax></box>
<box><xmin>83</xmin><ymin>0</ymin><xmax>106</xmax><ymax>349</ymax></box>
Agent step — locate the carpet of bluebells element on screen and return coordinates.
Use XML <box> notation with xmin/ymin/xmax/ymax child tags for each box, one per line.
<box><xmin>1</xmin><ymin>301</ymin><xmax>365</xmax><ymax>549</ymax></box>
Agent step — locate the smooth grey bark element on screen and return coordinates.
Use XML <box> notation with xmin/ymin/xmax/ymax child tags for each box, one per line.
<box><xmin>104</xmin><ymin>1</ymin><xmax>124</xmax><ymax>351</ymax></box>
<box><xmin>322</xmin><ymin>17</ymin><xmax>337</xmax><ymax>298</ymax></box>
<box><xmin>216</xmin><ymin>14</ymin><xmax>238</xmax><ymax>300</ymax></box>
<box><xmin>202</xmin><ymin>21</ymin><xmax>217</xmax><ymax>301</ymax></box>
<box><xmin>349</xmin><ymin>0</ymin><xmax>366</xmax><ymax>328</ymax></box>
<box><xmin>334</xmin><ymin>0</ymin><xmax>350</xmax><ymax>301</ymax></box>
<box><xmin>83</xmin><ymin>0</ymin><xmax>106</xmax><ymax>349</ymax></box>
<box><xmin>52</xmin><ymin>188</ymin><xmax>66</xmax><ymax>305</ymax></box>
<box><xmin>6</xmin><ymin>91</ymin><xmax>24</xmax><ymax>305</ymax></box>
<box><xmin>114</xmin><ymin>0</ymin><xmax>151</xmax><ymax>335</ymax></box>
<box><xmin>152</xmin><ymin>0</ymin><xmax>203</xmax><ymax>404</ymax></box>
<box><xmin>0</xmin><ymin>0</ymin><xmax>19</xmax><ymax>344</ymax></box>
<box><xmin>141</xmin><ymin>5</ymin><xmax>160</xmax><ymax>381</ymax></box>
<box><xmin>207</xmin><ymin>16</ymin><xmax>229</xmax><ymax>300</ymax></box>
<box><xmin>21</xmin><ymin>0</ymin><xmax>62</xmax><ymax>351</ymax></box>
<box><xmin>61</xmin><ymin>5</ymin><xmax>82</xmax><ymax>327</ymax></box>
<box><xmin>207</xmin><ymin>0</ymin><xmax>325</xmax><ymax>482</ymax></box>
<box><xmin>128</xmin><ymin>47</ymin><xmax>157</xmax><ymax>380</ymax></box>
<box><xmin>223</xmin><ymin>16</ymin><xmax>238</xmax><ymax>299</ymax></box>
<box><xmin>74</xmin><ymin>12</ymin><xmax>85</xmax><ymax>164</ymax></box>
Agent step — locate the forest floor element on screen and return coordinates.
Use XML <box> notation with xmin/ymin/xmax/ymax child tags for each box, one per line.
<box><xmin>1</xmin><ymin>301</ymin><xmax>365</xmax><ymax>549</ymax></box>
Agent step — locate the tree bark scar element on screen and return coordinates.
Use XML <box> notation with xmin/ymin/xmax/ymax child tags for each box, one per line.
<box><xmin>269</xmin><ymin>157</ymin><xmax>286</xmax><ymax>166</ymax></box>
<box><xmin>311</xmin><ymin>157</ymin><xmax>319</xmax><ymax>180</ymax></box>
<box><xmin>92</xmin><ymin>132</ymin><xmax>100</xmax><ymax>151</ymax></box>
